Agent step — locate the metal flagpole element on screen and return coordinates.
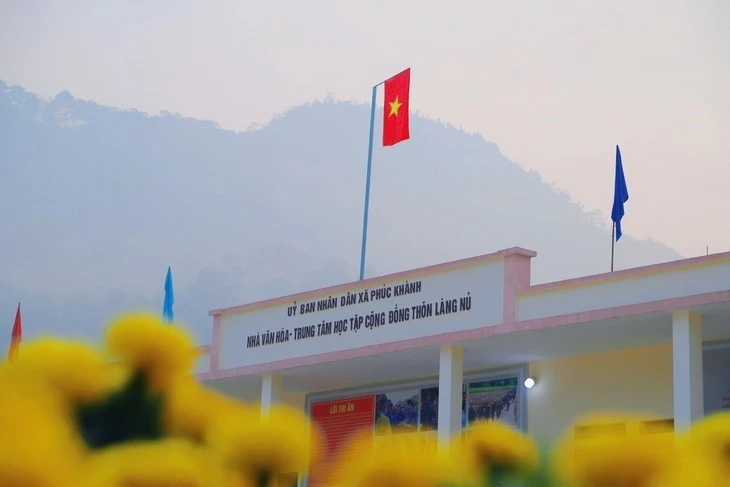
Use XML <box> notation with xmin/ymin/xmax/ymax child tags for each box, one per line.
<box><xmin>359</xmin><ymin>84</ymin><xmax>379</xmax><ymax>280</ymax></box>
<box><xmin>611</xmin><ymin>222</ymin><xmax>615</xmax><ymax>272</ymax></box>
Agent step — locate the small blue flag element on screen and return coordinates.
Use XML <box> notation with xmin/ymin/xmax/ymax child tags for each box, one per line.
<box><xmin>611</xmin><ymin>145</ymin><xmax>629</xmax><ymax>241</ymax></box>
<box><xmin>163</xmin><ymin>266</ymin><xmax>174</xmax><ymax>324</ymax></box>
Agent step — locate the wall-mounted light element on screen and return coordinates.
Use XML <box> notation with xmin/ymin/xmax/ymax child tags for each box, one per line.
<box><xmin>523</xmin><ymin>377</ymin><xmax>536</xmax><ymax>389</ymax></box>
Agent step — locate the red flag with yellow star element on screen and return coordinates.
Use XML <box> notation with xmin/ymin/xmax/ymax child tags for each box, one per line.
<box><xmin>382</xmin><ymin>68</ymin><xmax>410</xmax><ymax>146</ymax></box>
<box><xmin>7</xmin><ymin>303</ymin><xmax>22</xmax><ymax>361</ymax></box>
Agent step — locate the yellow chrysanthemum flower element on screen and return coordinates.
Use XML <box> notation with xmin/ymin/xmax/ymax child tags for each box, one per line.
<box><xmin>82</xmin><ymin>438</ymin><xmax>227</xmax><ymax>487</ymax></box>
<box><xmin>164</xmin><ymin>376</ymin><xmax>249</xmax><ymax>441</ymax></box>
<box><xmin>0</xmin><ymin>367</ymin><xmax>87</xmax><ymax>487</ymax></box>
<box><xmin>206</xmin><ymin>404</ymin><xmax>319</xmax><ymax>486</ymax></box>
<box><xmin>305</xmin><ymin>428</ymin><xmax>374</xmax><ymax>487</ymax></box>
<box><xmin>105</xmin><ymin>313</ymin><xmax>196</xmax><ymax>392</ymax></box>
<box><xmin>553</xmin><ymin>412</ymin><xmax>674</xmax><ymax>487</ymax></box>
<box><xmin>10</xmin><ymin>338</ymin><xmax>112</xmax><ymax>404</ymax></box>
<box><xmin>647</xmin><ymin>452</ymin><xmax>719</xmax><ymax>487</ymax></box>
<box><xmin>650</xmin><ymin>412</ymin><xmax>730</xmax><ymax>487</ymax></box>
<box><xmin>333</xmin><ymin>430</ymin><xmax>475</xmax><ymax>487</ymax></box>
<box><xmin>104</xmin><ymin>360</ymin><xmax>135</xmax><ymax>391</ymax></box>
<box><xmin>457</xmin><ymin>420</ymin><xmax>539</xmax><ymax>475</ymax></box>
<box><xmin>680</xmin><ymin>411</ymin><xmax>730</xmax><ymax>465</ymax></box>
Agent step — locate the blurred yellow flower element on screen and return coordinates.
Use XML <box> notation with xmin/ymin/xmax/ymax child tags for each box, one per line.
<box><xmin>9</xmin><ymin>310</ymin><xmax>730</xmax><ymax>487</ymax></box>
<box><xmin>651</xmin><ymin>412</ymin><xmax>730</xmax><ymax>487</ymax></box>
<box><xmin>104</xmin><ymin>360</ymin><xmax>135</xmax><ymax>391</ymax></box>
<box><xmin>457</xmin><ymin>420</ymin><xmax>539</xmax><ymax>475</ymax></box>
<box><xmin>164</xmin><ymin>376</ymin><xmax>250</xmax><ymax>441</ymax></box>
<box><xmin>0</xmin><ymin>367</ymin><xmax>86</xmax><ymax>487</ymax></box>
<box><xmin>680</xmin><ymin>411</ymin><xmax>730</xmax><ymax>466</ymax></box>
<box><xmin>10</xmin><ymin>338</ymin><xmax>112</xmax><ymax>404</ymax></box>
<box><xmin>207</xmin><ymin>404</ymin><xmax>318</xmax><ymax>486</ymax></box>
<box><xmin>306</xmin><ymin>428</ymin><xmax>374</xmax><ymax>487</ymax></box>
<box><xmin>333</xmin><ymin>431</ymin><xmax>474</xmax><ymax>487</ymax></box>
<box><xmin>105</xmin><ymin>313</ymin><xmax>196</xmax><ymax>392</ymax></box>
<box><xmin>553</xmin><ymin>412</ymin><xmax>674</xmax><ymax>487</ymax></box>
<box><xmin>83</xmin><ymin>438</ymin><xmax>226</xmax><ymax>487</ymax></box>
<box><xmin>648</xmin><ymin>453</ymin><xmax>719</xmax><ymax>487</ymax></box>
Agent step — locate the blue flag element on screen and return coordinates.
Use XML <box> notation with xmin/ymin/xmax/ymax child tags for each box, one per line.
<box><xmin>163</xmin><ymin>266</ymin><xmax>174</xmax><ymax>324</ymax></box>
<box><xmin>611</xmin><ymin>145</ymin><xmax>629</xmax><ymax>241</ymax></box>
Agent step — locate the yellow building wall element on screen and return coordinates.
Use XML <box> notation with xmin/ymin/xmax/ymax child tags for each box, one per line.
<box><xmin>527</xmin><ymin>343</ymin><xmax>673</xmax><ymax>443</ymax></box>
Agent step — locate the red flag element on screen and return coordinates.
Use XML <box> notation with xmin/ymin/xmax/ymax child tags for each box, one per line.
<box><xmin>382</xmin><ymin>68</ymin><xmax>410</xmax><ymax>146</ymax></box>
<box><xmin>8</xmin><ymin>303</ymin><xmax>22</xmax><ymax>361</ymax></box>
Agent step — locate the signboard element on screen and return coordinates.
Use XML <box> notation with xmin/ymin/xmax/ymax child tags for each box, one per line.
<box><xmin>309</xmin><ymin>396</ymin><xmax>375</xmax><ymax>487</ymax></box>
<box><xmin>220</xmin><ymin>260</ymin><xmax>504</xmax><ymax>368</ymax></box>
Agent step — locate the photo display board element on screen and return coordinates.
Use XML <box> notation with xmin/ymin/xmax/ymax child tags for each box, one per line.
<box><xmin>308</xmin><ymin>373</ymin><xmax>523</xmax><ymax>486</ymax></box>
<box><xmin>704</xmin><ymin>345</ymin><xmax>730</xmax><ymax>414</ymax></box>
<box><xmin>466</xmin><ymin>377</ymin><xmax>520</xmax><ymax>428</ymax></box>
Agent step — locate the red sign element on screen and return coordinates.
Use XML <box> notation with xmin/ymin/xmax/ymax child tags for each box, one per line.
<box><xmin>309</xmin><ymin>396</ymin><xmax>374</xmax><ymax>486</ymax></box>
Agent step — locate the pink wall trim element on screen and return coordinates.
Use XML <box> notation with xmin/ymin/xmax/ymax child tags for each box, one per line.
<box><xmin>523</xmin><ymin>251</ymin><xmax>730</xmax><ymax>296</ymax></box>
<box><xmin>197</xmin><ymin>289</ymin><xmax>730</xmax><ymax>382</ymax></box>
<box><xmin>210</xmin><ymin>314</ymin><xmax>222</xmax><ymax>372</ymax></box>
<box><xmin>208</xmin><ymin>247</ymin><xmax>536</xmax><ymax>317</ymax></box>
<box><xmin>502</xmin><ymin>253</ymin><xmax>533</xmax><ymax>323</ymax></box>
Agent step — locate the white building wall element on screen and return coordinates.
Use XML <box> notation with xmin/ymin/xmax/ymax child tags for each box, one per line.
<box><xmin>517</xmin><ymin>259</ymin><xmax>730</xmax><ymax>321</ymax></box>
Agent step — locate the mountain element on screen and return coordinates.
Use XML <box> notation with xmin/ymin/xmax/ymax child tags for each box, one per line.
<box><xmin>0</xmin><ymin>81</ymin><xmax>681</xmax><ymax>347</ymax></box>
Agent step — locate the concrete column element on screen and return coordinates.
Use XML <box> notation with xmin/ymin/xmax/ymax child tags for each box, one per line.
<box><xmin>438</xmin><ymin>345</ymin><xmax>464</xmax><ymax>452</ymax></box>
<box><xmin>672</xmin><ymin>311</ymin><xmax>704</xmax><ymax>430</ymax></box>
<box><xmin>261</xmin><ymin>373</ymin><xmax>284</xmax><ymax>415</ymax></box>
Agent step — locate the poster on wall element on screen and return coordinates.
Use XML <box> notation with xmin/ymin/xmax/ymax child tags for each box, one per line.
<box><xmin>703</xmin><ymin>345</ymin><xmax>730</xmax><ymax>414</ymax></box>
<box><xmin>418</xmin><ymin>385</ymin><xmax>468</xmax><ymax>432</ymax></box>
<box><xmin>309</xmin><ymin>396</ymin><xmax>375</xmax><ymax>487</ymax></box>
<box><xmin>419</xmin><ymin>387</ymin><xmax>438</xmax><ymax>431</ymax></box>
<box><xmin>373</xmin><ymin>389</ymin><xmax>419</xmax><ymax>435</ymax></box>
<box><xmin>466</xmin><ymin>377</ymin><xmax>520</xmax><ymax>428</ymax></box>
<box><xmin>307</xmin><ymin>375</ymin><xmax>523</xmax><ymax>485</ymax></box>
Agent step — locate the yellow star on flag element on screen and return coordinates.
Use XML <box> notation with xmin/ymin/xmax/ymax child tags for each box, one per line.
<box><xmin>388</xmin><ymin>96</ymin><xmax>402</xmax><ymax>117</ymax></box>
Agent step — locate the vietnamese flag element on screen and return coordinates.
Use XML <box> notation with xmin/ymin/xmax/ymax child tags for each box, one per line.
<box><xmin>7</xmin><ymin>303</ymin><xmax>22</xmax><ymax>361</ymax></box>
<box><xmin>382</xmin><ymin>68</ymin><xmax>410</xmax><ymax>146</ymax></box>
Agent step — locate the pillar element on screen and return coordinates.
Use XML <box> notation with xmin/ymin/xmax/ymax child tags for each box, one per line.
<box><xmin>261</xmin><ymin>374</ymin><xmax>296</xmax><ymax>487</ymax></box>
<box><xmin>261</xmin><ymin>373</ymin><xmax>284</xmax><ymax>415</ymax></box>
<box><xmin>438</xmin><ymin>345</ymin><xmax>464</xmax><ymax>452</ymax></box>
<box><xmin>672</xmin><ymin>311</ymin><xmax>704</xmax><ymax>430</ymax></box>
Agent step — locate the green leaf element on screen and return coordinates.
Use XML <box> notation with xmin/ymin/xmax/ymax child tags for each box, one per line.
<box><xmin>76</xmin><ymin>370</ymin><xmax>164</xmax><ymax>449</ymax></box>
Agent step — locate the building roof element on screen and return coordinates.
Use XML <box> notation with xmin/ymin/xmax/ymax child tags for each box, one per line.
<box><xmin>197</xmin><ymin>248</ymin><xmax>730</xmax><ymax>397</ymax></box>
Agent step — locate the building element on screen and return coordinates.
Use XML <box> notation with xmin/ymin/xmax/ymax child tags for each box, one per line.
<box><xmin>196</xmin><ymin>247</ymin><xmax>730</xmax><ymax>483</ymax></box>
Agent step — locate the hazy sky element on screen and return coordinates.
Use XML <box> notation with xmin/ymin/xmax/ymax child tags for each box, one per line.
<box><xmin>2</xmin><ymin>0</ymin><xmax>729</xmax><ymax>257</ymax></box>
